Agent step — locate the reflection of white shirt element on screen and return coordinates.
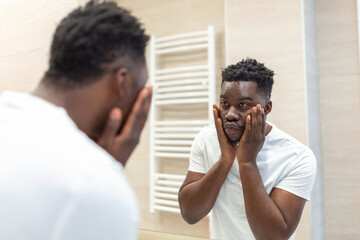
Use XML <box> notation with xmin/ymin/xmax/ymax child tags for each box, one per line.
<box><xmin>0</xmin><ymin>91</ymin><xmax>138</xmax><ymax>240</ymax></box>
<box><xmin>189</xmin><ymin>124</ymin><xmax>316</xmax><ymax>240</ymax></box>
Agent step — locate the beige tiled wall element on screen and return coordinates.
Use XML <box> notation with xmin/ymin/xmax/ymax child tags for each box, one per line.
<box><xmin>0</xmin><ymin>0</ymin><xmax>78</xmax><ymax>93</ymax></box>
<box><xmin>303</xmin><ymin>0</ymin><xmax>325</xmax><ymax>238</ymax></box>
<box><xmin>317</xmin><ymin>0</ymin><xmax>360</xmax><ymax>239</ymax></box>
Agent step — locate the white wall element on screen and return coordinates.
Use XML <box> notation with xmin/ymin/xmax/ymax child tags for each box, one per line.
<box><xmin>0</xmin><ymin>0</ymin><xmax>78</xmax><ymax>93</ymax></box>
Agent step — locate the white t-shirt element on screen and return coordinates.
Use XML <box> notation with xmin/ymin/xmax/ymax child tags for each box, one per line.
<box><xmin>0</xmin><ymin>91</ymin><xmax>138</xmax><ymax>240</ymax></box>
<box><xmin>189</xmin><ymin>124</ymin><xmax>317</xmax><ymax>240</ymax></box>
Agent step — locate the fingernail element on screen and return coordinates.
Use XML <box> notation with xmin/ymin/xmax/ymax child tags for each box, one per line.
<box><xmin>110</xmin><ymin>110</ymin><xmax>120</xmax><ymax>120</ymax></box>
<box><xmin>147</xmin><ymin>86</ymin><xmax>153</xmax><ymax>94</ymax></box>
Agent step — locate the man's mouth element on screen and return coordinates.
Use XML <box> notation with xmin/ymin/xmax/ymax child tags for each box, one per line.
<box><xmin>224</xmin><ymin>122</ymin><xmax>241</xmax><ymax>132</ymax></box>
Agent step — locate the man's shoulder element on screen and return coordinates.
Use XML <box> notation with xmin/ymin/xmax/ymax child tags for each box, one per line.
<box><xmin>199</xmin><ymin>124</ymin><xmax>217</xmax><ymax>137</ymax></box>
<box><xmin>195</xmin><ymin>124</ymin><xmax>218</xmax><ymax>144</ymax></box>
<box><xmin>60</xmin><ymin>129</ymin><xmax>123</xmax><ymax>174</ymax></box>
<box><xmin>0</xmin><ymin>98</ymin><xmax>122</xmax><ymax>180</ymax></box>
<box><xmin>267</xmin><ymin>123</ymin><xmax>313</xmax><ymax>157</ymax></box>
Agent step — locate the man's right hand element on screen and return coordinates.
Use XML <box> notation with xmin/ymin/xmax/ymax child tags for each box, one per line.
<box><xmin>179</xmin><ymin>104</ymin><xmax>237</xmax><ymax>224</ymax></box>
<box><xmin>97</xmin><ymin>85</ymin><xmax>153</xmax><ymax>166</ymax></box>
<box><xmin>213</xmin><ymin>104</ymin><xmax>237</xmax><ymax>164</ymax></box>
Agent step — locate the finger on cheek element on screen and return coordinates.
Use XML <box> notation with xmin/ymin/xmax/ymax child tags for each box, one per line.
<box><xmin>213</xmin><ymin>109</ymin><xmax>217</xmax><ymax>120</ymax></box>
<box><xmin>257</xmin><ymin>106</ymin><xmax>262</xmax><ymax>128</ymax></box>
<box><xmin>252</xmin><ymin>106</ymin><xmax>257</xmax><ymax>128</ymax></box>
<box><xmin>102</xmin><ymin>108</ymin><xmax>122</xmax><ymax>139</ymax></box>
<box><xmin>256</xmin><ymin>104</ymin><xmax>261</xmax><ymax>119</ymax></box>
<box><xmin>213</xmin><ymin>104</ymin><xmax>219</xmax><ymax>113</ymax></box>
<box><xmin>213</xmin><ymin>109</ymin><xmax>220</xmax><ymax>129</ymax></box>
<box><xmin>246</xmin><ymin>115</ymin><xmax>251</xmax><ymax>133</ymax></box>
<box><xmin>147</xmin><ymin>85</ymin><xmax>153</xmax><ymax>94</ymax></box>
<box><xmin>217</xmin><ymin>118</ymin><xmax>222</xmax><ymax>127</ymax></box>
<box><xmin>111</xmin><ymin>108</ymin><xmax>122</xmax><ymax>125</ymax></box>
<box><xmin>215</xmin><ymin>105</ymin><xmax>220</xmax><ymax>116</ymax></box>
<box><xmin>252</xmin><ymin>106</ymin><xmax>256</xmax><ymax>117</ymax></box>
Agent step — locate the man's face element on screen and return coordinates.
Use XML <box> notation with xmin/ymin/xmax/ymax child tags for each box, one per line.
<box><xmin>219</xmin><ymin>81</ymin><xmax>268</xmax><ymax>142</ymax></box>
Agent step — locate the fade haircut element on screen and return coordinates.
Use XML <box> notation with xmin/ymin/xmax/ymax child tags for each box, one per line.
<box><xmin>221</xmin><ymin>58</ymin><xmax>274</xmax><ymax>99</ymax></box>
<box><xmin>43</xmin><ymin>0</ymin><xmax>149</xmax><ymax>88</ymax></box>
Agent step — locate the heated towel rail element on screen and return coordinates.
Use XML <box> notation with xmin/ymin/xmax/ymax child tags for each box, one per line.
<box><xmin>149</xmin><ymin>26</ymin><xmax>216</xmax><ymax>213</ymax></box>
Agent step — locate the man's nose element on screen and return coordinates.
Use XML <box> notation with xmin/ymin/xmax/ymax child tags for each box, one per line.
<box><xmin>225</xmin><ymin>106</ymin><xmax>240</xmax><ymax>121</ymax></box>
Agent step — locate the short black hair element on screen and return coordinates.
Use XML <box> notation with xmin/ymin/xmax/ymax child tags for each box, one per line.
<box><xmin>43</xmin><ymin>0</ymin><xmax>149</xmax><ymax>87</ymax></box>
<box><xmin>221</xmin><ymin>58</ymin><xmax>274</xmax><ymax>99</ymax></box>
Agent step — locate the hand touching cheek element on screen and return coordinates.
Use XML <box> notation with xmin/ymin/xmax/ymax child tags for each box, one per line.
<box><xmin>236</xmin><ymin>104</ymin><xmax>265</xmax><ymax>165</ymax></box>
<box><xmin>97</xmin><ymin>86</ymin><xmax>153</xmax><ymax>166</ymax></box>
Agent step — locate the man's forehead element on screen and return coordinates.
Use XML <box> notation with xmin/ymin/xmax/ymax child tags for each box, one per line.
<box><xmin>221</xmin><ymin>81</ymin><xmax>258</xmax><ymax>93</ymax></box>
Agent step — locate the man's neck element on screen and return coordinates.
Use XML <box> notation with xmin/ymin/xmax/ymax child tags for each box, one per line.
<box><xmin>265</xmin><ymin>122</ymin><xmax>272</xmax><ymax>136</ymax></box>
<box><xmin>32</xmin><ymin>81</ymin><xmax>110</xmax><ymax>139</ymax></box>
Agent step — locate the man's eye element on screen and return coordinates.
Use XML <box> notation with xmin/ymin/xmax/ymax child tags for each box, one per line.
<box><xmin>239</xmin><ymin>103</ymin><xmax>248</xmax><ymax>107</ymax></box>
<box><xmin>221</xmin><ymin>102</ymin><xmax>229</xmax><ymax>106</ymax></box>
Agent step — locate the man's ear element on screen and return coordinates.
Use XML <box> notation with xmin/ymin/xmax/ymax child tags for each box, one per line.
<box><xmin>265</xmin><ymin>100</ymin><xmax>272</xmax><ymax>115</ymax></box>
<box><xmin>114</xmin><ymin>67</ymin><xmax>131</xmax><ymax>98</ymax></box>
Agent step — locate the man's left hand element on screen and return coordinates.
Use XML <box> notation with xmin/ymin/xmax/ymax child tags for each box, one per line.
<box><xmin>236</xmin><ymin>104</ymin><xmax>266</xmax><ymax>164</ymax></box>
<box><xmin>96</xmin><ymin>86</ymin><xmax>153</xmax><ymax>166</ymax></box>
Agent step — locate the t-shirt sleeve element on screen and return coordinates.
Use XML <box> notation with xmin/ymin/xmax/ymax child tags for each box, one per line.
<box><xmin>275</xmin><ymin>151</ymin><xmax>317</xmax><ymax>201</ymax></box>
<box><xmin>188</xmin><ymin>130</ymin><xmax>207</xmax><ymax>174</ymax></box>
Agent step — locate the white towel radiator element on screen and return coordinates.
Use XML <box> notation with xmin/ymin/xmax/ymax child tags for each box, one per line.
<box><xmin>149</xmin><ymin>26</ymin><xmax>216</xmax><ymax>213</ymax></box>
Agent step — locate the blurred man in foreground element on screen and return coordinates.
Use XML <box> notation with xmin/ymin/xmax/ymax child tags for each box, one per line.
<box><xmin>0</xmin><ymin>1</ymin><xmax>151</xmax><ymax>239</ymax></box>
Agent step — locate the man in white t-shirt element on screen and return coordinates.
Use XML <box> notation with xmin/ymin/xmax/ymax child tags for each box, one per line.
<box><xmin>178</xmin><ymin>58</ymin><xmax>316</xmax><ymax>240</ymax></box>
<box><xmin>0</xmin><ymin>1</ymin><xmax>151</xmax><ymax>240</ymax></box>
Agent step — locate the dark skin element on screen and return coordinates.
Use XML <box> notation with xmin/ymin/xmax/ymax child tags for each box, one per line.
<box><xmin>178</xmin><ymin>81</ymin><xmax>306</xmax><ymax>240</ymax></box>
<box><xmin>33</xmin><ymin>58</ymin><xmax>152</xmax><ymax>166</ymax></box>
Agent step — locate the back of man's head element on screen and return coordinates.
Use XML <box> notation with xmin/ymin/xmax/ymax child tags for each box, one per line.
<box><xmin>43</xmin><ymin>0</ymin><xmax>149</xmax><ymax>88</ymax></box>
